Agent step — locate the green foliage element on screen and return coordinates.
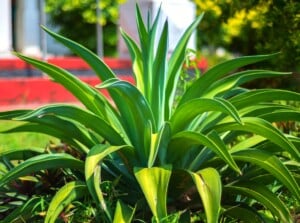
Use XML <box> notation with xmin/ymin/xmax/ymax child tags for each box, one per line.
<box><xmin>195</xmin><ymin>0</ymin><xmax>300</xmax><ymax>72</ymax></box>
<box><xmin>1</xmin><ymin>4</ymin><xmax>300</xmax><ymax>222</ymax></box>
<box><xmin>45</xmin><ymin>0</ymin><xmax>126</xmax><ymax>56</ymax></box>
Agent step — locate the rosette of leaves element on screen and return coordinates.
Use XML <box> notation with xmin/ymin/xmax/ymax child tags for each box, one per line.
<box><xmin>1</xmin><ymin>4</ymin><xmax>300</xmax><ymax>223</ymax></box>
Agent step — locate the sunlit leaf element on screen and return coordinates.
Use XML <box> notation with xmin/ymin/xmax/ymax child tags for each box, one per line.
<box><xmin>134</xmin><ymin>166</ymin><xmax>172</xmax><ymax>222</ymax></box>
<box><xmin>45</xmin><ymin>181</ymin><xmax>87</xmax><ymax>223</ymax></box>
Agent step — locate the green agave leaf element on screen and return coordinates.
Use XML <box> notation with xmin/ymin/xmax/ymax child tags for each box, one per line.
<box><xmin>42</xmin><ymin>26</ymin><xmax>116</xmax><ymax>81</ymax></box>
<box><xmin>230</xmin><ymin>89</ymin><xmax>300</xmax><ymax>109</ymax></box>
<box><xmin>2</xmin><ymin>122</ymin><xmax>88</xmax><ymax>153</ymax></box>
<box><xmin>14</xmin><ymin>53</ymin><xmax>109</xmax><ymax>117</ymax></box>
<box><xmin>16</xmin><ymin>104</ymin><xmax>127</xmax><ymax>146</ymax></box>
<box><xmin>222</xmin><ymin>204</ymin><xmax>267</xmax><ymax>223</ymax></box>
<box><xmin>171</xmin><ymin>97</ymin><xmax>242</xmax><ymax>134</ymax></box>
<box><xmin>259</xmin><ymin>110</ymin><xmax>300</xmax><ymax>123</ymax></box>
<box><xmin>156</xmin><ymin>122</ymin><xmax>172</xmax><ymax>166</ymax></box>
<box><xmin>135</xmin><ymin>3</ymin><xmax>152</xmax><ymax>99</ymax></box>
<box><xmin>151</xmin><ymin>20</ymin><xmax>169</xmax><ymax>129</ymax></box>
<box><xmin>1</xmin><ymin>197</ymin><xmax>44</xmax><ymax>223</ymax></box>
<box><xmin>0</xmin><ymin>153</ymin><xmax>84</xmax><ymax>187</ymax></box>
<box><xmin>134</xmin><ymin>165</ymin><xmax>172</xmax><ymax>221</ymax></box>
<box><xmin>113</xmin><ymin>200</ymin><xmax>135</xmax><ymax>223</ymax></box>
<box><xmin>166</xmin><ymin>13</ymin><xmax>204</xmax><ymax>119</ymax></box>
<box><xmin>120</xmin><ymin>29</ymin><xmax>144</xmax><ymax>93</ymax></box>
<box><xmin>233</xmin><ymin>149</ymin><xmax>300</xmax><ymax>201</ymax></box>
<box><xmin>189</xmin><ymin>168</ymin><xmax>222</xmax><ymax>223</ymax></box>
<box><xmin>15</xmin><ymin>112</ymin><xmax>97</xmax><ymax>148</ymax></box>
<box><xmin>0</xmin><ymin>147</ymin><xmax>44</xmax><ymax>160</ymax></box>
<box><xmin>135</xmin><ymin>3</ymin><xmax>148</xmax><ymax>54</ymax></box>
<box><xmin>216</xmin><ymin>117</ymin><xmax>300</xmax><ymax>161</ymax></box>
<box><xmin>85</xmin><ymin>144</ymin><xmax>132</xmax><ymax>221</ymax></box>
<box><xmin>45</xmin><ymin>181</ymin><xmax>87</xmax><ymax>223</ymax></box>
<box><xmin>224</xmin><ymin>182</ymin><xmax>293</xmax><ymax>223</ymax></box>
<box><xmin>0</xmin><ymin>110</ymin><xmax>30</xmax><ymax>119</ymax></box>
<box><xmin>237</xmin><ymin>104</ymin><xmax>295</xmax><ymax>118</ymax></box>
<box><xmin>96</xmin><ymin>78</ymin><xmax>154</xmax><ymax>164</ymax></box>
<box><xmin>204</xmin><ymin>70</ymin><xmax>290</xmax><ymax>98</ymax></box>
<box><xmin>180</xmin><ymin>53</ymin><xmax>280</xmax><ymax>105</ymax></box>
<box><xmin>230</xmin><ymin>135</ymin><xmax>266</xmax><ymax>153</ymax></box>
<box><xmin>169</xmin><ymin>131</ymin><xmax>240</xmax><ymax>173</ymax></box>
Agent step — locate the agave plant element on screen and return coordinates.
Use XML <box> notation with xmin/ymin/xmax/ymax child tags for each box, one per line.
<box><xmin>1</xmin><ymin>4</ymin><xmax>300</xmax><ymax>223</ymax></box>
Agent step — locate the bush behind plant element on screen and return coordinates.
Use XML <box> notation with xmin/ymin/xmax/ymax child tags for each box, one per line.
<box><xmin>1</xmin><ymin>4</ymin><xmax>300</xmax><ymax>223</ymax></box>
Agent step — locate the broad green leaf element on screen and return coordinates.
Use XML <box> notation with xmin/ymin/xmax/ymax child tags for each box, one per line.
<box><xmin>0</xmin><ymin>110</ymin><xmax>30</xmax><ymax>119</ymax></box>
<box><xmin>2</xmin><ymin>122</ymin><xmax>88</xmax><ymax>153</ymax></box>
<box><xmin>259</xmin><ymin>110</ymin><xmax>300</xmax><ymax>123</ymax></box>
<box><xmin>0</xmin><ymin>147</ymin><xmax>44</xmax><ymax>160</ymax></box>
<box><xmin>15</xmin><ymin>112</ymin><xmax>97</xmax><ymax>148</ymax></box>
<box><xmin>230</xmin><ymin>89</ymin><xmax>300</xmax><ymax>109</ymax></box>
<box><xmin>224</xmin><ymin>182</ymin><xmax>293</xmax><ymax>223</ymax></box>
<box><xmin>189</xmin><ymin>168</ymin><xmax>221</xmax><ymax>223</ymax></box>
<box><xmin>222</xmin><ymin>204</ymin><xmax>267</xmax><ymax>223</ymax></box>
<box><xmin>171</xmin><ymin>98</ymin><xmax>242</xmax><ymax>134</ymax></box>
<box><xmin>148</xmin><ymin>122</ymin><xmax>171</xmax><ymax>167</ymax></box>
<box><xmin>0</xmin><ymin>153</ymin><xmax>84</xmax><ymax>187</ymax></box>
<box><xmin>135</xmin><ymin>3</ymin><xmax>151</xmax><ymax>99</ymax></box>
<box><xmin>14</xmin><ymin>53</ymin><xmax>110</xmax><ymax>117</ymax></box>
<box><xmin>134</xmin><ymin>166</ymin><xmax>172</xmax><ymax>221</ymax></box>
<box><xmin>156</xmin><ymin>122</ymin><xmax>172</xmax><ymax>166</ymax></box>
<box><xmin>85</xmin><ymin>144</ymin><xmax>132</xmax><ymax>221</ymax></box>
<box><xmin>204</xmin><ymin>70</ymin><xmax>290</xmax><ymax>98</ymax></box>
<box><xmin>215</xmin><ymin>117</ymin><xmax>300</xmax><ymax>161</ymax></box>
<box><xmin>45</xmin><ymin>181</ymin><xmax>87</xmax><ymax>223</ymax></box>
<box><xmin>97</xmin><ymin>79</ymin><xmax>154</xmax><ymax>164</ymax></box>
<box><xmin>42</xmin><ymin>28</ymin><xmax>142</xmax><ymax>133</ymax></box>
<box><xmin>166</xmin><ymin>13</ymin><xmax>204</xmax><ymax>119</ymax></box>
<box><xmin>180</xmin><ymin>53</ymin><xmax>280</xmax><ymax>105</ymax></box>
<box><xmin>120</xmin><ymin>29</ymin><xmax>144</xmax><ymax>93</ymax></box>
<box><xmin>169</xmin><ymin>131</ymin><xmax>240</xmax><ymax>173</ymax></box>
<box><xmin>113</xmin><ymin>200</ymin><xmax>135</xmax><ymax>223</ymax></box>
<box><xmin>151</xmin><ymin>21</ymin><xmax>169</xmax><ymax>129</ymax></box>
<box><xmin>16</xmin><ymin>104</ymin><xmax>127</xmax><ymax>145</ymax></box>
<box><xmin>233</xmin><ymin>149</ymin><xmax>300</xmax><ymax>201</ymax></box>
<box><xmin>1</xmin><ymin>197</ymin><xmax>44</xmax><ymax>223</ymax></box>
<box><xmin>230</xmin><ymin>135</ymin><xmax>266</xmax><ymax>153</ymax></box>
<box><xmin>42</xmin><ymin>26</ymin><xmax>116</xmax><ymax>81</ymax></box>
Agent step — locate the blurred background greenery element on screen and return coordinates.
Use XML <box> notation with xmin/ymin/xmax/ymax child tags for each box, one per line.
<box><xmin>45</xmin><ymin>0</ymin><xmax>300</xmax><ymax>89</ymax></box>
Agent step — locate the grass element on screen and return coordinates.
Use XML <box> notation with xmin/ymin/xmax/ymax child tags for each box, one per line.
<box><xmin>0</xmin><ymin>121</ymin><xmax>58</xmax><ymax>150</ymax></box>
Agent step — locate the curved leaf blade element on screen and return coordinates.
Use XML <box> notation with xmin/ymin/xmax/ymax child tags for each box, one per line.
<box><xmin>224</xmin><ymin>182</ymin><xmax>293</xmax><ymax>223</ymax></box>
<box><xmin>169</xmin><ymin>131</ymin><xmax>240</xmax><ymax>173</ymax></box>
<box><xmin>166</xmin><ymin>13</ymin><xmax>204</xmax><ymax>118</ymax></box>
<box><xmin>134</xmin><ymin>165</ymin><xmax>172</xmax><ymax>222</ymax></box>
<box><xmin>205</xmin><ymin>70</ymin><xmax>290</xmax><ymax>98</ymax></box>
<box><xmin>97</xmin><ymin>79</ymin><xmax>154</xmax><ymax>164</ymax></box>
<box><xmin>85</xmin><ymin>144</ymin><xmax>131</xmax><ymax>221</ymax></box>
<box><xmin>14</xmin><ymin>53</ymin><xmax>109</xmax><ymax>117</ymax></box>
<box><xmin>189</xmin><ymin>168</ymin><xmax>222</xmax><ymax>223</ymax></box>
<box><xmin>0</xmin><ymin>153</ymin><xmax>84</xmax><ymax>187</ymax></box>
<box><xmin>216</xmin><ymin>117</ymin><xmax>300</xmax><ymax>161</ymax></box>
<box><xmin>42</xmin><ymin>26</ymin><xmax>116</xmax><ymax>81</ymax></box>
<box><xmin>233</xmin><ymin>149</ymin><xmax>300</xmax><ymax>201</ymax></box>
<box><xmin>113</xmin><ymin>200</ymin><xmax>135</xmax><ymax>223</ymax></box>
<box><xmin>45</xmin><ymin>181</ymin><xmax>87</xmax><ymax>223</ymax></box>
<box><xmin>171</xmin><ymin>98</ymin><xmax>242</xmax><ymax>134</ymax></box>
<box><xmin>180</xmin><ymin>53</ymin><xmax>280</xmax><ymax>104</ymax></box>
<box><xmin>16</xmin><ymin>104</ymin><xmax>126</xmax><ymax>145</ymax></box>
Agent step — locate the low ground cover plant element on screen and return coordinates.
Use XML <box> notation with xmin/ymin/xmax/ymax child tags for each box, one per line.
<box><xmin>0</xmin><ymin>4</ymin><xmax>299</xmax><ymax>223</ymax></box>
